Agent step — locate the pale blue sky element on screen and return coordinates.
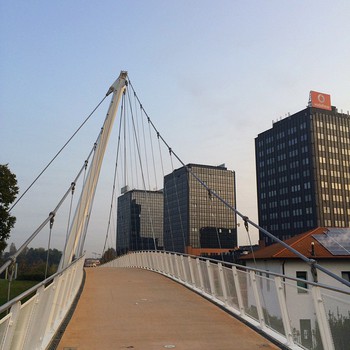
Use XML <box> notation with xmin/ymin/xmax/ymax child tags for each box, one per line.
<box><xmin>1</xmin><ymin>1</ymin><xmax>350</xmax><ymax>256</ymax></box>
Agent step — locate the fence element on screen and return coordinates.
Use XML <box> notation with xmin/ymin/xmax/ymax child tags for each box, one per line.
<box><xmin>103</xmin><ymin>251</ymin><xmax>350</xmax><ymax>350</ymax></box>
<box><xmin>0</xmin><ymin>255</ymin><xmax>85</xmax><ymax>350</ymax></box>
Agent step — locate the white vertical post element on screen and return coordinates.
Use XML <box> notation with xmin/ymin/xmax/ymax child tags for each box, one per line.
<box><xmin>157</xmin><ymin>252</ymin><xmax>161</xmax><ymax>271</ymax></box>
<box><xmin>159</xmin><ymin>252</ymin><xmax>165</xmax><ymax>273</ymax></box>
<box><xmin>140</xmin><ymin>252</ymin><xmax>144</xmax><ymax>269</ymax></box>
<box><xmin>218</xmin><ymin>263</ymin><xmax>228</xmax><ymax>305</ymax></box>
<box><xmin>196</xmin><ymin>258</ymin><xmax>204</xmax><ymax>291</ymax></box>
<box><xmin>164</xmin><ymin>253</ymin><xmax>170</xmax><ymax>275</ymax></box>
<box><xmin>36</xmin><ymin>283</ymin><xmax>58</xmax><ymax>349</ymax></box>
<box><xmin>249</xmin><ymin>270</ymin><xmax>266</xmax><ymax>330</ymax></box>
<box><xmin>206</xmin><ymin>260</ymin><xmax>215</xmax><ymax>298</ymax></box>
<box><xmin>174</xmin><ymin>254</ymin><xmax>181</xmax><ymax>280</ymax></box>
<box><xmin>169</xmin><ymin>254</ymin><xmax>175</xmax><ymax>276</ymax></box>
<box><xmin>180</xmin><ymin>255</ymin><xmax>188</xmax><ymax>283</ymax></box>
<box><xmin>188</xmin><ymin>256</ymin><xmax>195</xmax><ymax>286</ymax></box>
<box><xmin>312</xmin><ymin>286</ymin><xmax>335</xmax><ymax>350</ymax></box>
<box><xmin>232</xmin><ymin>266</ymin><xmax>245</xmax><ymax>316</ymax></box>
<box><xmin>274</xmin><ymin>276</ymin><xmax>294</xmax><ymax>346</ymax></box>
<box><xmin>23</xmin><ymin>285</ymin><xmax>46</xmax><ymax>349</ymax></box>
<box><xmin>2</xmin><ymin>301</ymin><xmax>21</xmax><ymax>349</ymax></box>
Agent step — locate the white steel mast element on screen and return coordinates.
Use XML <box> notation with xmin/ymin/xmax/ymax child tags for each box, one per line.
<box><xmin>59</xmin><ymin>71</ymin><xmax>128</xmax><ymax>270</ymax></box>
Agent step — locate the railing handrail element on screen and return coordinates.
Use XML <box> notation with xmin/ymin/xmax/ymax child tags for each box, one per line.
<box><xmin>115</xmin><ymin>250</ymin><xmax>350</xmax><ymax>296</ymax></box>
<box><xmin>0</xmin><ymin>254</ymin><xmax>85</xmax><ymax>314</ymax></box>
<box><xmin>108</xmin><ymin>250</ymin><xmax>350</xmax><ymax>350</ymax></box>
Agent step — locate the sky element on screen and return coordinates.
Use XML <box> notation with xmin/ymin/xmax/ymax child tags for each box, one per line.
<box><xmin>1</xmin><ymin>1</ymin><xmax>350</xmax><ymax>257</ymax></box>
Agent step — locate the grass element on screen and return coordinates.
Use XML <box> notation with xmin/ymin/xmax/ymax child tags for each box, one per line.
<box><xmin>0</xmin><ymin>279</ymin><xmax>38</xmax><ymax>307</ymax></box>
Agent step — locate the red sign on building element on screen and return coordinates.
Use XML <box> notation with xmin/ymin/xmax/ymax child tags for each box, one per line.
<box><xmin>309</xmin><ymin>91</ymin><xmax>332</xmax><ymax>111</ymax></box>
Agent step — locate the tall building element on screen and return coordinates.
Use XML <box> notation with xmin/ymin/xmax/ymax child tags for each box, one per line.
<box><xmin>255</xmin><ymin>91</ymin><xmax>350</xmax><ymax>246</ymax></box>
<box><xmin>116</xmin><ymin>189</ymin><xmax>163</xmax><ymax>255</ymax></box>
<box><xmin>163</xmin><ymin>163</ymin><xmax>237</xmax><ymax>255</ymax></box>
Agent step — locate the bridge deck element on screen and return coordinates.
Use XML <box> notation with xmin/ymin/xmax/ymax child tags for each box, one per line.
<box><xmin>58</xmin><ymin>267</ymin><xmax>279</xmax><ymax>350</ymax></box>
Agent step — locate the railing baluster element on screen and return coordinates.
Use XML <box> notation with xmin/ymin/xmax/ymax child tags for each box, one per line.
<box><xmin>312</xmin><ymin>285</ymin><xmax>335</xmax><ymax>350</ymax></box>
<box><xmin>249</xmin><ymin>270</ymin><xmax>266</xmax><ymax>330</ymax></box>
<box><xmin>232</xmin><ymin>266</ymin><xmax>245</xmax><ymax>317</ymax></box>
<box><xmin>174</xmin><ymin>254</ymin><xmax>180</xmax><ymax>280</ymax></box>
<box><xmin>218</xmin><ymin>263</ymin><xmax>228</xmax><ymax>306</ymax></box>
<box><xmin>207</xmin><ymin>260</ymin><xmax>216</xmax><ymax>298</ymax></box>
<box><xmin>180</xmin><ymin>255</ymin><xmax>188</xmax><ymax>284</ymax></box>
<box><xmin>196</xmin><ymin>258</ymin><xmax>204</xmax><ymax>291</ymax></box>
<box><xmin>2</xmin><ymin>301</ymin><xmax>21</xmax><ymax>349</ymax></box>
<box><xmin>188</xmin><ymin>256</ymin><xmax>195</xmax><ymax>286</ymax></box>
<box><xmin>274</xmin><ymin>276</ymin><xmax>294</xmax><ymax>347</ymax></box>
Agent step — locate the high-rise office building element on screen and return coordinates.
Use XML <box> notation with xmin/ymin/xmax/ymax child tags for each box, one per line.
<box><xmin>116</xmin><ymin>189</ymin><xmax>163</xmax><ymax>255</ymax></box>
<box><xmin>163</xmin><ymin>163</ymin><xmax>237</xmax><ymax>255</ymax></box>
<box><xmin>255</xmin><ymin>91</ymin><xmax>350</xmax><ymax>245</ymax></box>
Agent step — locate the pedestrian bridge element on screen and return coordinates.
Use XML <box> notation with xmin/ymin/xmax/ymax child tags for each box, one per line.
<box><xmin>1</xmin><ymin>72</ymin><xmax>349</xmax><ymax>349</ymax></box>
<box><xmin>58</xmin><ymin>267</ymin><xmax>278</xmax><ymax>350</ymax></box>
<box><xmin>1</xmin><ymin>251</ymin><xmax>349</xmax><ymax>350</ymax></box>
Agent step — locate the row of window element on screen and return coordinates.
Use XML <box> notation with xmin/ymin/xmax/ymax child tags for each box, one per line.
<box><xmin>317</xmin><ymin>133</ymin><xmax>350</xmax><ymax>143</ymax></box>
<box><xmin>323</xmin><ymin>207</ymin><xmax>350</xmax><ymax>215</ymax></box>
<box><xmin>261</xmin><ymin>195</ymin><xmax>313</xmax><ymax>205</ymax></box>
<box><xmin>316</xmin><ymin>119</ymin><xmax>350</xmax><ymax>132</ymax></box>
<box><xmin>320</xmin><ymin>181</ymin><xmax>349</xmax><ymax>190</ymax></box>
<box><xmin>324</xmin><ymin>220</ymin><xmax>349</xmax><ymax>227</ymax></box>
<box><xmin>262</xmin><ymin>207</ymin><xmax>314</xmax><ymax>219</ymax></box>
<box><xmin>261</xmin><ymin>182</ymin><xmax>313</xmax><ymax>195</ymax></box>
<box><xmin>318</xmin><ymin>145</ymin><xmax>350</xmax><ymax>154</ymax></box>
<box><xmin>258</xmin><ymin>133</ymin><xmax>310</xmax><ymax>150</ymax></box>
<box><xmin>259</xmin><ymin>157</ymin><xmax>312</xmax><ymax>168</ymax></box>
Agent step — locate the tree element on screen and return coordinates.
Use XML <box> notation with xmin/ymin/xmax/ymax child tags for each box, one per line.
<box><xmin>101</xmin><ymin>248</ymin><xmax>116</xmax><ymax>264</ymax></box>
<box><xmin>0</xmin><ymin>164</ymin><xmax>19</xmax><ymax>254</ymax></box>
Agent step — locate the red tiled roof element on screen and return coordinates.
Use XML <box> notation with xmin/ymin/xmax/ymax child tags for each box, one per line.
<box><xmin>242</xmin><ymin>227</ymin><xmax>350</xmax><ymax>260</ymax></box>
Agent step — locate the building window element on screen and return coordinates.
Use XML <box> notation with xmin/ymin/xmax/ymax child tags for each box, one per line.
<box><xmin>296</xmin><ymin>271</ymin><xmax>308</xmax><ymax>293</ymax></box>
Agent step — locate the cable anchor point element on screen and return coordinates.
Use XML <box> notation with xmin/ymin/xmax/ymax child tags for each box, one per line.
<box><xmin>243</xmin><ymin>216</ymin><xmax>249</xmax><ymax>232</ymax></box>
<box><xmin>49</xmin><ymin>212</ymin><xmax>55</xmax><ymax>229</ymax></box>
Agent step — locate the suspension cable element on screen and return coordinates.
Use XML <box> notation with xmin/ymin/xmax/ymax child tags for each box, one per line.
<box><xmin>128</xmin><ymin>77</ymin><xmax>350</xmax><ymax>288</ymax></box>
<box><xmin>148</xmin><ymin>119</ymin><xmax>158</xmax><ymax>190</ymax></box>
<box><xmin>158</xmin><ymin>135</ymin><xmax>171</xmax><ymax>251</ymax></box>
<box><xmin>9</xmin><ymin>95</ymin><xmax>108</xmax><ymax>212</ymax></box>
<box><xmin>126</xmin><ymin>89</ymin><xmax>158</xmax><ymax>251</ymax></box>
<box><xmin>140</xmin><ymin>105</ymin><xmax>151</xmax><ymax>190</ymax></box>
<box><xmin>0</xmin><ymin>149</ymin><xmax>94</xmax><ymax>275</ymax></box>
<box><xmin>211</xmin><ymin>194</ymin><xmax>224</xmax><ymax>261</ymax></box>
<box><xmin>169</xmin><ymin>151</ymin><xmax>187</xmax><ymax>253</ymax></box>
<box><xmin>243</xmin><ymin>216</ymin><xmax>256</xmax><ymax>266</ymax></box>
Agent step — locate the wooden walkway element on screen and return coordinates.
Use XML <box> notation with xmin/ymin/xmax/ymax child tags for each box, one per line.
<box><xmin>58</xmin><ymin>267</ymin><xmax>280</xmax><ymax>350</ymax></box>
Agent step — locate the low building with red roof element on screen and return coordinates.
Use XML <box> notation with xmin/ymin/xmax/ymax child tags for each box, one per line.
<box><xmin>240</xmin><ymin>227</ymin><xmax>350</xmax><ymax>348</ymax></box>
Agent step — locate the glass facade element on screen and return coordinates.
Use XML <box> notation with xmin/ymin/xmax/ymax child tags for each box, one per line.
<box><xmin>116</xmin><ymin>190</ymin><xmax>163</xmax><ymax>255</ymax></box>
<box><xmin>255</xmin><ymin>106</ymin><xmax>350</xmax><ymax>245</ymax></box>
<box><xmin>163</xmin><ymin>164</ymin><xmax>237</xmax><ymax>255</ymax></box>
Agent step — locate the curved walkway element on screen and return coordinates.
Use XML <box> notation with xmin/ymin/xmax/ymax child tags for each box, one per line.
<box><xmin>58</xmin><ymin>267</ymin><xmax>280</xmax><ymax>350</ymax></box>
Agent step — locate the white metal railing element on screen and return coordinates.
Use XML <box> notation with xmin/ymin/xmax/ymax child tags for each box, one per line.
<box><xmin>0</xmin><ymin>255</ymin><xmax>85</xmax><ymax>350</ymax></box>
<box><xmin>103</xmin><ymin>251</ymin><xmax>350</xmax><ymax>350</ymax></box>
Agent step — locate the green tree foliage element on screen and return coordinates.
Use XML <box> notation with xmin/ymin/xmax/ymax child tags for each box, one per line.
<box><xmin>100</xmin><ymin>248</ymin><xmax>116</xmax><ymax>264</ymax></box>
<box><xmin>1</xmin><ymin>247</ymin><xmax>62</xmax><ymax>281</ymax></box>
<box><xmin>0</xmin><ymin>164</ymin><xmax>19</xmax><ymax>254</ymax></box>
